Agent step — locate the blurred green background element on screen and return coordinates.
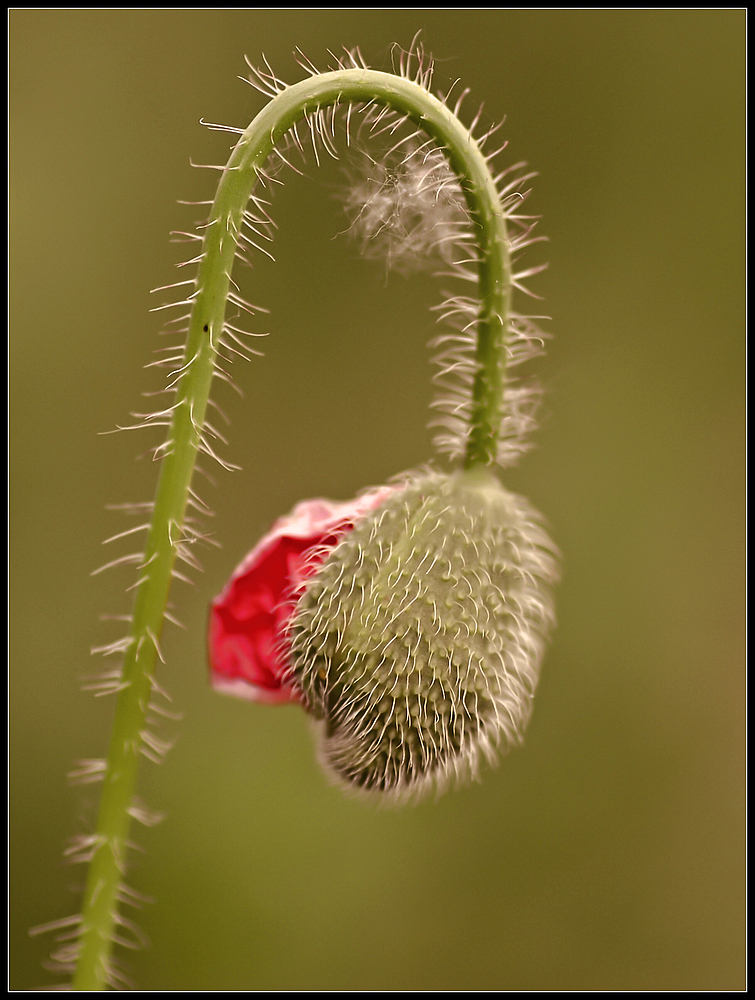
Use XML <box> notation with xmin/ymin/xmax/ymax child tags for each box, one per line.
<box><xmin>10</xmin><ymin>9</ymin><xmax>745</xmax><ymax>991</ymax></box>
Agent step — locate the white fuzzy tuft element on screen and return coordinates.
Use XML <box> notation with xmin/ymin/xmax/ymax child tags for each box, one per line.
<box><xmin>342</xmin><ymin>141</ymin><xmax>471</xmax><ymax>275</ymax></box>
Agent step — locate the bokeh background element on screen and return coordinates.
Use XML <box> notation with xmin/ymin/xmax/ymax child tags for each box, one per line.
<box><xmin>10</xmin><ymin>9</ymin><xmax>745</xmax><ymax>991</ymax></box>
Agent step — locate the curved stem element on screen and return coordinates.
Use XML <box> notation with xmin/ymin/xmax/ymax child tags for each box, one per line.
<box><xmin>71</xmin><ymin>67</ymin><xmax>512</xmax><ymax>989</ymax></box>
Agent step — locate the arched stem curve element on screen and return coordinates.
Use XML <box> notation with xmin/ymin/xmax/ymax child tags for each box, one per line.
<box><xmin>72</xmin><ymin>67</ymin><xmax>512</xmax><ymax>990</ymax></box>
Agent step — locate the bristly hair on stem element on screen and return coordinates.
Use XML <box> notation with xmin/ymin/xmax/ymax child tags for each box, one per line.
<box><xmin>340</xmin><ymin>128</ymin><xmax>549</xmax><ymax>467</ymax></box>
<box><xmin>32</xmin><ymin>39</ymin><xmax>552</xmax><ymax>990</ymax></box>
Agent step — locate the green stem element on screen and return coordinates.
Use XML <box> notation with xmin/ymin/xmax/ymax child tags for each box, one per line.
<box><xmin>71</xmin><ymin>66</ymin><xmax>512</xmax><ymax>990</ymax></box>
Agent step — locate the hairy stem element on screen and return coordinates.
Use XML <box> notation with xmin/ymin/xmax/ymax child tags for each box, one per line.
<box><xmin>72</xmin><ymin>66</ymin><xmax>512</xmax><ymax>989</ymax></box>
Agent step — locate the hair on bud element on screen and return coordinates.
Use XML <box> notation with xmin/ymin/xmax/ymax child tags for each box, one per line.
<box><xmin>287</xmin><ymin>469</ymin><xmax>558</xmax><ymax>802</ymax></box>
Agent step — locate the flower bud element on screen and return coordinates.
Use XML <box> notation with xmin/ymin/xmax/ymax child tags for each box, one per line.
<box><xmin>287</xmin><ymin>468</ymin><xmax>558</xmax><ymax>801</ymax></box>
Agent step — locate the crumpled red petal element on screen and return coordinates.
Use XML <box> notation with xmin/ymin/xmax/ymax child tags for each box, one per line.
<box><xmin>208</xmin><ymin>487</ymin><xmax>396</xmax><ymax>704</ymax></box>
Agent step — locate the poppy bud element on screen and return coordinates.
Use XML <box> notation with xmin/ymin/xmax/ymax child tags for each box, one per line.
<box><xmin>287</xmin><ymin>468</ymin><xmax>558</xmax><ymax>801</ymax></box>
